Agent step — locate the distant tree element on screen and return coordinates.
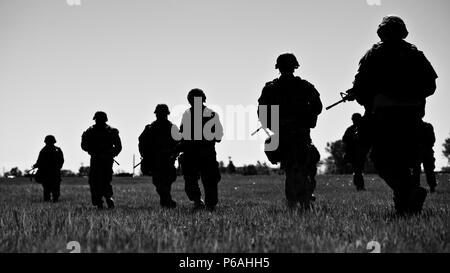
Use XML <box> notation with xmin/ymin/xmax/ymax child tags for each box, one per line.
<box><xmin>78</xmin><ymin>166</ymin><xmax>90</xmax><ymax>177</ymax></box>
<box><xmin>443</xmin><ymin>136</ymin><xmax>450</xmax><ymax>165</ymax></box>
<box><xmin>324</xmin><ymin>140</ymin><xmax>351</xmax><ymax>174</ymax></box>
<box><xmin>61</xmin><ymin>169</ymin><xmax>76</xmax><ymax>177</ymax></box>
<box><xmin>325</xmin><ymin>140</ymin><xmax>376</xmax><ymax>175</ymax></box>
<box><xmin>227</xmin><ymin>157</ymin><xmax>236</xmax><ymax>174</ymax></box>
<box><xmin>9</xmin><ymin>167</ymin><xmax>22</xmax><ymax>177</ymax></box>
<box><xmin>256</xmin><ymin>161</ymin><xmax>271</xmax><ymax>175</ymax></box>
<box><xmin>242</xmin><ymin>164</ymin><xmax>258</xmax><ymax>176</ymax></box>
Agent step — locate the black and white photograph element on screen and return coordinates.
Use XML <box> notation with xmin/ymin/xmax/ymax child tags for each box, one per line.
<box><xmin>0</xmin><ymin>0</ymin><xmax>448</xmax><ymax>267</ymax></box>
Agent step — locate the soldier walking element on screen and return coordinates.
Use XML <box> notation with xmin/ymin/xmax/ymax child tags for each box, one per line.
<box><xmin>342</xmin><ymin>113</ymin><xmax>369</xmax><ymax>191</ymax></box>
<box><xmin>347</xmin><ymin>16</ymin><xmax>438</xmax><ymax>215</ymax></box>
<box><xmin>179</xmin><ymin>89</ymin><xmax>223</xmax><ymax>211</ymax></box>
<box><xmin>138</xmin><ymin>104</ymin><xmax>180</xmax><ymax>208</ymax></box>
<box><xmin>81</xmin><ymin>111</ymin><xmax>122</xmax><ymax>209</ymax></box>
<box><xmin>258</xmin><ymin>53</ymin><xmax>323</xmax><ymax>209</ymax></box>
<box><xmin>33</xmin><ymin>135</ymin><xmax>64</xmax><ymax>202</ymax></box>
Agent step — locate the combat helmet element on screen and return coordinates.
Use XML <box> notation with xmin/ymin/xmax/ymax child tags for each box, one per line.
<box><xmin>187</xmin><ymin>88</ymin><xmax>206</xmax><ymax>105</ymax></box>
<box><xmin>154</xmin><ymin>104</ymin><xmax>170</xmax><ymax>115</ymax></box>
<box><xmin>93</xmin><ymin>111</ymin><xmax>108</xmax><ymax>122</ymax></box>
<box><xmin>377</xmin><ymin>15</ymin><xmax>409</xmax><ymax>41</ymax></box>
<box><xmin>44</xmin><ymin>135</ymin><xmax>56</xmax><ymax>144</ymax></box>
<box><xmin>275</xmin><ymin>53</ymin><xmax>300</xmax><ymax>70</ymax></box>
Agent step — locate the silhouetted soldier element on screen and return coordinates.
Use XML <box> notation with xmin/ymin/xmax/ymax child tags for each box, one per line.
<box><xmin>81</xmin><ymin>111</ymin><xmax>122</xmax><ymax>209</ymax></box>
<box><xmin>138</xmin><ymin>104</ymin><xmax>180</xmax><ymax>208</ymax></box>
<box><xmin>343</xmin><ymin>113</ymin><xmax>368</xmax><ymax>191</ymax></box>
<box><xmin>258</xmin><ymin>53</ymin><xmax>323</xmax><ymax>209</ymax></box>
<box><xmin>413</xmin><ymin>121</ymin><xmax>437</xmax><ymax>193</ymax></box>
<box><xmin>347</xmin><ymin>16</ymin><xmax>438</xmax><ymax>214</ymax></box>
<box><xmin>33</xmin><ymin>135</ymin><xmax>64</xmax><ymax>202</ymax></box>
<box><xmin>179</xmin><ymin>89</ymin><xmax>223</xmax><ymax>211</ymax></box>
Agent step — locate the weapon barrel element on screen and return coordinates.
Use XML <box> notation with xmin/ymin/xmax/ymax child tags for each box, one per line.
<box><xmin>326</xmin><ymin>99</ymin><xmax>345</xmax><ymax>111</ymax></box>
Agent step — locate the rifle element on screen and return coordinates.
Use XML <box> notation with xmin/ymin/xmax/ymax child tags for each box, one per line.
<box><xmin>326</xmin><ymin>91</ymin><xmax>353</xmax><ymax>111</ymax></box>
<box><xmin>251</xmin><ymin>125</ymin><xmax>271</xmax><ymax>138</ymax></box>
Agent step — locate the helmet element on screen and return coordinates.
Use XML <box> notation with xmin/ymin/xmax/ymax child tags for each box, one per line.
<box><xmin>93</xmin><ymin>111</ymin><xmax>108</xmax><ymax>122</ymax></box>
<box><xmin>351</xmin><ymin>113</ymin><xmax>362</xmax><ymax>123</ymax></box>
<box><xmin>187</xmin><ymin>88</ymin><xmax>206</xmax><ymax>105</ymax></box>
<box><xmin>377</xmin><ymin>15</ymin><xmax>409</xmax><ymax>41</ymax></box>
<box><xmin>44</xmin><ymin>135</ymin><xmax>56</xmax><ymax>144</ymax></box>
<box><xmin>154</xmin><ymin>104</ymin><xmax>170</xmax><ymax>115</ymax></box>
<box><xmin>275</xmin><ymin>53</ymin><xmax>300</xmax><ymax>70</ymax></box>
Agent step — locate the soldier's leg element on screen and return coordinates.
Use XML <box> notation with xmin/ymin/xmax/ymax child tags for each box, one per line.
<box><xmin>101</xmin><ymin>160</ymin><xmax>114</xmax><ymax>208</ymax></box>
<box><xmin>283</xmin><ymin>160</ymin><xmax>310</xmax><ymax>208</ymax></box>
<box><xmin>153</xmin><ymin>174</ymin><xmax>175</xmax><ymax>208</ymax></box>
<box><xmin>181</xmin><ymin>155</ymin><xmax>203</xmax><ymax>205</ymax></box>
<box><xmin>42</xmin><ymin>182</ymin><xmax>51</xmax><ymax>202</ymax></box>
<box><xmin>51</xmin><ymin>180</ymin><xmax>61</xmax><ymax>202</ymax></box>
<box><xmin>423</xmin><ymin>152</ymin><xmax>437</xmax><ymax>192</ymax></box>
<box><xmin>353</xmin><ymin>162</ymin><xmax>365</xmax><ymax>191</ymax></box>
<box><xmin>88</xmin><ymin>159</ymin><xmax>103</xmax><ymax>207</ymax></box>
<box><xmin>372</xmin><ymin>115</ymin><xmax>426</xmax><ymax>214</ymax></box>
<box><xmin>200</xmin><ymin>159</ymin><xmax>221</xmax><ymax>210</ymax></box>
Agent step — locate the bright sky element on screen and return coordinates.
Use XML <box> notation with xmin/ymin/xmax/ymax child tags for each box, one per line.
<box><xmin>1</xmin><ymin>0</ymin><xmax>449</xmax><ymax>174</ymax></box>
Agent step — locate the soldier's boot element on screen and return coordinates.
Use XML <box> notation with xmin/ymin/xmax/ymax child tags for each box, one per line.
<box><xmin>393</xmin><ymin>192</ymin><xmax>408</xmax><ymax>216</ymax></box>
<box><xmin>425</xmin><ymin>171</ymin><xmax>437</xmax><ymax>193</ymax></box>
<box><xmin>106</xmin><ymin>197</ymin><xmax>115</xmax><ymax>209</ymax></box>
<box><xmin>52</xmin><ymin>189</ymin><xmax>60</xmax><ymax>203</ymax></box>
<box><xmin>193</xmin><ymin>199</ymin><xmax>205</xmax><ymax>210</ymax></box>
<box><xmin>43</xmin><ymin>186</ymin><xmax>51</xmax><ymax>202</ymax></box>
<box><xmin>354</xmin><ymin>173</ymin><xmax>366</xmax><ymax>191</ymax></box>
<box><xmin>406</xmin><ymin>186</ymin><xmax>427</xmax><ymax>215</ymax></box>
<box><xmin>160</xmin><ymin>195</ymin><xmax>177</xmax><ymax>209</ymax></box>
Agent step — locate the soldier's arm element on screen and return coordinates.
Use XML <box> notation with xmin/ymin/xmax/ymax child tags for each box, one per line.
<box><xmin>350</xmin><ymin>49</ymin><xmax>375</xmax><ymax>105</ymax></box>
<box><xmin>57</xmin><ymin>148</ymin><xmax>64</xmax><ymax>170</ymax></box>
<box><xmin>81</xmin><ymin>130</ymin><xmax>90</xmax><ymax>153</ymax></box>
<box><xmin>112</xmin><ymin>129</ymin><xmax>122</xmax><ymax>157</ymax></box>
<box><xmin>418</xmin><ymin>51</ymin><xmax>438</xmax><ymax>98</ymax></box>
<box><xmin>258</xmin><ymin>84</ymin><xmax>274</xmax><ymax>130</ymax></box>
<box><xmin>213</xmin><ymin>112</ymin><xmax>224</xmax><ymax>143</ymax></box>
<box><xmin>34</xmin><ymin>149</ymin><xmax>44</xmax><ymax>168</ymax></box>
<box><xmin>309</xmin><ymin>84</ymin><xmax>323</xmax><ymax>116</ymax></box>
<box><xmin>138</xmin><ymin>126</ymin><xmax>149</xmax><ymax>157</ymax></box>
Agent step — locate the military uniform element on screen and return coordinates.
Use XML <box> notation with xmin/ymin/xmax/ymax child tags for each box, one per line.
<box><xmin>139</xmin><ymin>105</ymin><xmax>180</xmax><ymax>208</ymax></box>
<box><xmin>179</xmin><ymin>89</ymin><xmax>223</xmax><ymax>211</ymax></box>
<box><xmin>342</xmin><ymin>115</ymin><xmax>368</xmax><ymax>191</ymax></box>
<box><xmin>349</xmin><ymin>16</ymin><xmax>437</xmax><ymax>214</ymax></box>
<box><xmin>258</xmin><ymin>59</ymin><xmax>323</xmax><ymax>208</ymax></box>
<box><xmin>81</xmin><ymin>112</ymin><xmax>122</xmax><ymax>209</ymax></box>
<box><xmin>34</xmin><ymin>135</ymin><xmax>64</xmax><ymax>202</ymax></box>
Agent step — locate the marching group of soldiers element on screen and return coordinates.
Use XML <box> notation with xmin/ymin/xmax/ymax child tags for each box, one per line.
<box><xmin>32</xmin><ymin>15</ymin><xmax>438</xmax><ymax>215</ymax></box>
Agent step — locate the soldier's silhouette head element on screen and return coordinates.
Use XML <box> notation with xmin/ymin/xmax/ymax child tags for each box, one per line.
<box><xmin>44</xmin><ymin>135</ymin><xmax>56</xmax><ymax>145</ymax></box>
<box><xmin>275</xmin><ymin>53</ymin><xmax>299</xmax><ymax>75</ymax></box>
<box><xmin>351</xmin><ymin>113</ymin><xmax>362</xmax><ymax>126</ymax></box>
<box><xmin>187</xmin><ymin>88</ymin><xmax>206</xmax><ymax>106</ymax></box>
<box><xmin>154</xmin><ymin>104</ymin><xmax>170</xmax><ymax>120</ymax></box>
<box><xmin>93</xmin><ymin>111</ymin><xmax>108</xmax><ymax>125</ymax></box>
<box><xmin>377</xmin><ymin>15</ymin><xmax>409</xmax><ymax>42</ymax></box>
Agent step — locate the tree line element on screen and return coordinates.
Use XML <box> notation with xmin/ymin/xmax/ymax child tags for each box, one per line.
<box><xmin>2</xmin><ymin>136</ymin><xmax>450</xmax><ymax>178</ymax></box>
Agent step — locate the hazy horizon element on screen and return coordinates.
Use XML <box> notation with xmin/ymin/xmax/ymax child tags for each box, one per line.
<box><xmin>1</xmin><ymin>0</ymin><xmax>449</xmax><ymax>174</ymax></box>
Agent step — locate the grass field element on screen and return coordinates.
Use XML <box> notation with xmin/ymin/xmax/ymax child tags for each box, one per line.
<box><xmin>0</xmin><ymin>174</ymin><xmax>449</xmax><ymax>253</ymax></box>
